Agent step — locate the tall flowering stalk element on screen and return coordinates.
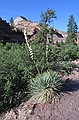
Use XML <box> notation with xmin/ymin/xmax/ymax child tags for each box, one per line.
<box><xmin>24</xmin><ymin>26</ymin><xmax>40</xmax><ymax>74</ymax></box>
<box><xmin>46</xmin><ymin>29</ymin><xmax>51</xmax><ymax>68</ymax></box>
<box><xmin>46</xmin><ymin>34</ymin><xmax>49</xmax><ymax>65</ymax></box>
<box><xmin>24</xmin><ymin>26</ymin><xmax>33</xmax><ymax>60</ymax></box>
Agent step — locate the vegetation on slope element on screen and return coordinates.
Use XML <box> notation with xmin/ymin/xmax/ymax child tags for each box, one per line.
<box><xmin>0</xmin><ymin>8</ymin><xmax>79</xmax><ymax>114</ymax></box>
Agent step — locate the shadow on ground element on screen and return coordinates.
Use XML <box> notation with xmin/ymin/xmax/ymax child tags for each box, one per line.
<box><xmin>64</xmin><ymin>78</ymin><xmax>79</xmax><ymax>92</ymax></box>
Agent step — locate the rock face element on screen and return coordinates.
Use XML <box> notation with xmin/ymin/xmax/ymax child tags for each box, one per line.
<box><xmin>0</xmin><ymin>18</ymin><xmax>12</xmax><ymax>40</ymax></box>
<box><xmin>2</xmin><ymin>16</ymin><xmax>79</xmax><ymax>44</ymax></box>
<box><xmin>13</xmin><ymin>16</ymin><xmax>40</xmax><ymax>41</ymax></box>
<box><xmin>53</xmin><ymin>30</ymin><xmax>67</xmax><ymax>43</ymax></box>
<box><xmin>0</xmin><ymin>17</ymin><xmax>25</xmax><ymax>43</ymax></box>
<box><xmin>0</xmin><ymin>16</ymin><xmax>67</xmax><ymax>43</ymax></box>
<box><xmin>14</xmin><ymin>16</ymin><xmax>27</xmax><ymax>25</ymax></box>
<box><xmin>0</xmin><ymin>16</ymin><xmax>79</xmax><ymax>44</ymax></box>
<box><xmin>13</xmin><ymin>16</ymin><xmax>67</xmax><ymax>42</ymax></box>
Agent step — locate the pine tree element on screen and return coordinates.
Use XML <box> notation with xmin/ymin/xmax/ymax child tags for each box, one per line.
<box><xmin>40</xmin><ymin>8</ymin><xmax>57</xmax><ymax>26</ymax></box>
<box><xmin>9</xmin><ymin>17</ymin><xmax>14</xmax><ymax>29</ymax></box>
<box><xmin>66</xmin><ymin>15</ymin><xmax>78</xmax><ymax>43</ymax></box>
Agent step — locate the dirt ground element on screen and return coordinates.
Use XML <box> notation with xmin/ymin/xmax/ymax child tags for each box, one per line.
<box><xmin>0</xmin><ymin>61</ymin><xmax>79</xmax><ymax>120</ymax></box>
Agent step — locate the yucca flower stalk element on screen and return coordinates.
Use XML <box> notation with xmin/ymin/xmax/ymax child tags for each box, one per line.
<box><xmin>24</xmin><ymin>26</ymin><xmax>33</xmax><ymax>60</ymax></box>
<box><xmin>24</xmin><ymin>26</ymin><xmax>40</xmax><ymax>74</ymax></box>
<box><xmin>46</xmin><ymin>28</ymin><xmax>51</xmax><ymax>68</ymax></box>
<box><xmin>46</xmin><ymin>34</ymin><xmax>49</xmax><ymax>64</ymax></box>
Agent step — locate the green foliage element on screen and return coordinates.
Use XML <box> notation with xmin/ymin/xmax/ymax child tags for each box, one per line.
<box><xmin>31</xmin><ymin>39</ymin><xmax>47</xmax><ymax>73</ymax></box>
<box><xmin>40</xmin><ymin>8</ymin><xmax>57</xmax><ymax>26</ymax></box>
<box><xmin>58</xmin><ymin>43</ymin><xmax>78</xmax><ymax>61</ymax></box>
<box><xmin>35</xmin><ymin>24</ymin><xmax>49</xmax><ymax>43</ymax></box>
<box><xmin>55</xmin><ymin>41</ymin><xmax>60</xmax><ymax>47</ymax></box>
<box><xmin>0</xmin><ymin>39</ymin><xmax>79</xmax><ymax>113</ymax></box>
<box><xmin>31</xmin><ymin>40</ymin><xmax>77</xmax><ymax>75</ymax></box>
<box><xmin>28</xmin><ymin>71</ymin><xmax>64</xmax><ymax>103</ymax></box>
<box><xmin>55</xmin><ymin>41</ymin><xmax>65</xmax><ymax>47</ymax></box>
<box><xmin>56</xmin><ymin>61</ymin><xmax>76</xmax><ymax>76</ymax></box>
<box><xmin>0</xmin><ymin>43</ymin><xmax>36</xmax><ymax>113</ymax></box>
<box><xmin>1</xmin><ymin>9</ymin><xmax>79</xmax><ymax>114</ymax></box>
<box><xmin>76</xmin><ymin>45</ymin><xmax>79</xmax><ymax>58</ymax></box>
<box><xmin>9</xmin><ymin>17</ymin><xmax>14</xmax><ymax>28</ymax></box>
<box><xmin>66</xmin><ymin>15</ymin><xmax>78</xmax><ymax>43</ymax></box>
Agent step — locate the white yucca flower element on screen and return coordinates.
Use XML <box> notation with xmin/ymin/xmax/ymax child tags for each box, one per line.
<box><xmin>46</xmin><ymin>33</ymin><xmax>49</xmax><ymax>64</ymax></box>
<box><xmin>24</xmin><ymin>26</ymin><xmax>34</xmax><ymax>60</ymax></box>
<box><xmin>24</xmin><ymin>26</ymin><xmax>28</xmax><ymax>43</ymax></box>
<box><xmin>24</xmin><ymin>26</ymin><xmax>40</xmax><ymax>74</ymax></box>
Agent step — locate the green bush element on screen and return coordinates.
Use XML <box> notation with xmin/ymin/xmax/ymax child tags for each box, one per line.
<box><xmin>58</xmin><ymin>43</ymin><xmax>79</xmax><ymax>61</ymax></box>
<box><xmin>0</xmin><ymin>43</ymin><xmax>36</xmax><ymax>113</ymax></box>
<box><xmin>0</xmin><ymin>39</ymin><xmax>78</xmax><ymax>113</ymax></box>
<box><xmin>31</xmin><ymin>40</ymin><xmax>77</xmax><ymax>75</ymax></box>
<box><xmin>76</xmin><ymin>45</ymin><xmax>79</xmax><ymax>58</ymax></box>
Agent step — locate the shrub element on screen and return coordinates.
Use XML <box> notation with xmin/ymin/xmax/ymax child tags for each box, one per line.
<box><xmin>58</xmin><ymin>43</ymin><xmax>78</xmax><ymax>61</ymax></box>
<box><xmin>0</xmin><ymin>43</ymin><xmax>35</xmax><ymax>113</ymax></box>
<box><xmin>76</xmin><ymin>45</ymin><xmax>79</xmax><ymax>58</ymax></box>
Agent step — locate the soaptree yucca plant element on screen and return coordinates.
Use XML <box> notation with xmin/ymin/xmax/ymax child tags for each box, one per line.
<box><xmin>24</xmin><ymin>26</ymin><xmax>64</xmax><ymax>103</ymax></box>
<box><xmin>28</xmin><ymin>71</ymin><xmax>64</xmax><ymax>103</ymax></box>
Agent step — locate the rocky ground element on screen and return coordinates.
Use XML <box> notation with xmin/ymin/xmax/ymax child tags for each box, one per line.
<box><xmin>0</xmin><ymin>61</ymin><xmax>79</xmax><ymax>120</ymax></box>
